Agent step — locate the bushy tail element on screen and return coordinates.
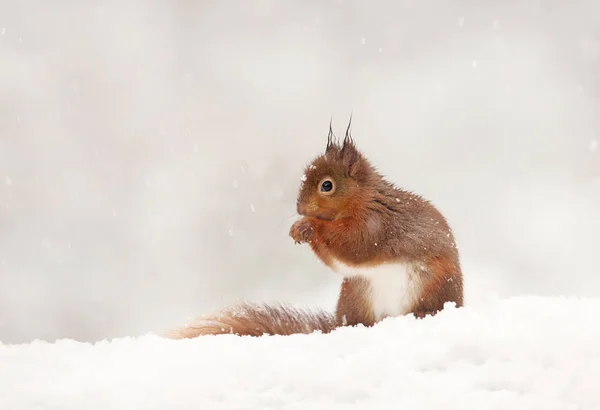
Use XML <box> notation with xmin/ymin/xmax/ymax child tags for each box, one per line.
<box><xmin>166</xmin><ymin>301</ymin><xmax>337</xmax><ymax>339</ymax></box>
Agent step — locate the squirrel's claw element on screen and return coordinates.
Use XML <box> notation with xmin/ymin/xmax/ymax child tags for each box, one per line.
<box><xmin>290</xmin><ymin>218</ymin><xmax>314</xmax><ymax>244</ymax></box>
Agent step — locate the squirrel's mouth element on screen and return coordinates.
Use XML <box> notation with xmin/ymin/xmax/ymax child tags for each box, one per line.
<box><xmin>297</xmin><ymin>201</ymin><xmax>337</xmax><ymax>221</ymax></box>
<box><xmin>298</xmin><ymin>210</ymin><xmax>336</xmax><ymax>222</ymax></box>
<box><xmin>312</xmin><ymin>214</ymin><xmax>335</xmax><ymax>222</ymax></box>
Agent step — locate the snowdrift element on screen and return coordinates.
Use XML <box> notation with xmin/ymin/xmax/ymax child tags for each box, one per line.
<box><xmin>1</xmin><ymin>295</ymin><xmax>599</xmax><ymax>410</ymax></box>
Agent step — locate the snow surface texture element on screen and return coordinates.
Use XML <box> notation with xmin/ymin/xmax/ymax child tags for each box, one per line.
<box><xmin>1</xmin><ymin>296</ymin><xmax>599</xmax><ymax>410</ymax></box>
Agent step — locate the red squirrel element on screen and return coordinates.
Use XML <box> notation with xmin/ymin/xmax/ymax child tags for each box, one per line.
<box><xmin>167</xmin><ymin>122</ymin><xmax>463</xmax><ymax>338</ymax></box>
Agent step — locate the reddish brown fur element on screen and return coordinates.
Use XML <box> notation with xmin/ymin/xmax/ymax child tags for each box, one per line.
<box><xmin>167</xmin><ymin>302</ymin><xmax>336</xmax><ymax>339</ymax></box>
<box><xmin>166</xmin><ymin>124</ymin><xmax>463</xmax><ymax>339</ymax></box>
<box><xmin>290</xmin><ymin>128</ymin><xmax>463</xmax><ymax>323</ymax></box>
<box><xmin>334</xmin><ymin>276</ymin><xmax>376</xmax><ymax>327</ymax></box>
<box><xmin>410</xmin><ymin>253</ymin><xmax>463</xmax><ymax>317</ymax></box>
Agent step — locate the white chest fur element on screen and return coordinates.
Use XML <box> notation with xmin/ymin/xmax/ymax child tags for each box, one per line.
<box><xmin>330</xmin><ymin>259</ymin><xmax>422</xmax><ymax>321</ymax></box>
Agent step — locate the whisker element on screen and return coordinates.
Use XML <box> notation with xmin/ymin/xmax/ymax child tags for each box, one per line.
<box><xmin>272</xmin><ymin>212</ymin><xmax>298</xmax><ymax>232</ymax></box>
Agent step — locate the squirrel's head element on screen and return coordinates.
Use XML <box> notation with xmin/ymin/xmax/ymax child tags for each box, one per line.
<box><xmin>296</xmin><ymin>119</ymin><xmax>376</xmax><ymax>221</ymax></box>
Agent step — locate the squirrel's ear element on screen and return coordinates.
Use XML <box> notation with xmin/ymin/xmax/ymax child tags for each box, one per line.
<box><xmin>341</xmin><ymin>137</ymin><xmax>361</xmax><ymax>177</ymax></box>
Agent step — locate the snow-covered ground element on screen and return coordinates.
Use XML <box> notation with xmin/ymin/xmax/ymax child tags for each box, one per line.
<box><xmin>2</xmin><ymin>295</ymin><xmax>599</xmax><ymax>410</ymax></box>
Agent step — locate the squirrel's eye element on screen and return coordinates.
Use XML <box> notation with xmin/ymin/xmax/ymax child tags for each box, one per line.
<box><xmin>321</xmin><ymin>180</ymin><xmax>333</xmax><ymax>192</ymax></box>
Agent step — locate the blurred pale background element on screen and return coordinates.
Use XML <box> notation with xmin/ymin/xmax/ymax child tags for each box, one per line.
<box><xmin>0</xmin><ymin>0</ymin><xmax>599</xmax><ymax>344</ymax></box>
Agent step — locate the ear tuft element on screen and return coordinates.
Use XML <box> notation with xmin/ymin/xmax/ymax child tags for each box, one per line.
<box><xmin>343</xmin><ymin>114</ymin><xmax>353</xmax><ymax>146</ymax></box>
<box><xmin>325</xmin><ymin>117</ymin><xmax>336</xmax><ymax>154</ymax></box>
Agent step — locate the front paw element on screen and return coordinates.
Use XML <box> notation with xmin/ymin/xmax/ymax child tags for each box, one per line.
<box><xmin>289</xmin><ymin>218</ymin><xmax>314</xmax><ymax>244</ymax></box>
